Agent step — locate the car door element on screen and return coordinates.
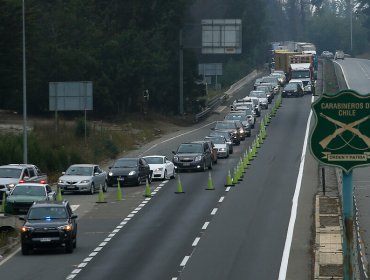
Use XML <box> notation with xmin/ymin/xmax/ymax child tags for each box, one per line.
<box><xmin>93</xmin><ymin>166</ymin><xmax>104</xmax><ymax>188</ymax></box>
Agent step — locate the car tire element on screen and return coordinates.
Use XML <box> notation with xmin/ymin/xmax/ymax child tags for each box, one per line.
<box><xmin>171</xmin><ymin>170</ymin><xmax>176</xmax><ymax>179</ymax></box>
<box><xmin>103</xmin><ymin>181</ymin><xmax>108</xmax><ymax>193</ymax></box>
<box><xmin>21</xmin><ymin>243</ymin><xmax>31</xmax><ymax>255</ymax></box>
<box><xmin>89</xmin><ymin>183</ymin><xmax>95</xmax><ymax>195</ymax></box>
<box><xmin>147</xmin><ymin>173</ymin><xmax>152</xmax><ymax>184</ymax></box>
<box><xmin>66</xmin><ymin>240</ymin><xmax>74</xmax><ymax>253</ymax></box>
<box><xmin>73</xmin><ymin>237</ymin><xmax>77</xmax><ymax>249</ymax></box>
<box><xmin>201</xmin><ymin>161</ymin><xmax>206</xmax><ymax>172</ymax></box>
<box><xmin>136</xmin><ymin>176</ymin><xmax>141</xmax><ymax>186</ymax></box>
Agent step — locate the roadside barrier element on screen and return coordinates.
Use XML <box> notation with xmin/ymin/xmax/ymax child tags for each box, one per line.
<box><xmin>144</xmin><ymin>179</ymin><xmax>152</xmax><ymax>197</ymax></box>
<box><xmin>56</xmin><ymin>186</ymin><xmax>63</xmax><ymax>202</ymax></box>
<box><xmin>97</xmin><ymin>184</ymin><xmax>107</xmax><ymax>203</ymax></box>
<box><xmin>175</xmin><ymin>175</ymin><xmax>185</xmax><ymax>193</ymax></box>
<box><xmin>206</xmin><ymin>172</ymin><xmax>215</xmax><ymax>190</ymax></box>
<box><xmin>225</xmin><ymin>170</ymin><xmax>234</xmax><ymax>187</ymax></box>
<box><xmin>116</xmin><ymin>180</ymin><xmax>123</xmax><ymax>201</ymax></box>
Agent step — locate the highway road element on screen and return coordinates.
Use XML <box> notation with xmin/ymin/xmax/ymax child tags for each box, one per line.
<box><xmin>334</xmin><ymin>58</ymin><xmax>370</xmax><ymax>271</ymax></box>
<box><xmin>0</xmin><ymin>78</ymin><xmax>314</xmax><ymax>279</ymax></box>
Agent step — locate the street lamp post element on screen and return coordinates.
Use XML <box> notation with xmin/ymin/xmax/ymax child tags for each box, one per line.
<box><xmin>22</xmin><ymin>0</ymin><xmax>28</xmax><ymax>164</ymax></box>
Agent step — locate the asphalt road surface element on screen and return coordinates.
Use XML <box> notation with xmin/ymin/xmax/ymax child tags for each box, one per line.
<box><xmin>0</xmin><ymin>80</ymin><xmax>314</xmax><ymax>280</ymax></box>
<box><xmin>334</xmin><ymin>58</ymin><xmax>370</xmax><ymax>269</ymax></box>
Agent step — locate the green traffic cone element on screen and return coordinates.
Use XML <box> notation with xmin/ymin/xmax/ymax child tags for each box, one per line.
<box><xmin>233</xmin><ymin>166</ymin><xmax>239</xmax><ymax>183</ymax></box>
<box><xmin>117</xmin><ymin>179</ymin><xmax>123</xmax><ymax>201</ymax></box>
<box><xmin>175</xmin><ymin>175</ymin><xmax>185</xmax><ymax>193</ymax></box>
<box><xmin>97</xmin><ymin>185</ymin><xmax>107</xmax><ymax>203</ymax></box>
<box><xmin>56</xmin><ymin>186</ymin><xmax>63</xmax><ymax>202</ymax></box>
<box><xmin>206</xmin><ymin>172</ymin><xmax>215</xmax><ymax>190</ymax></box>
<box><xmin>225</xmin><ymin>170</ymin><xmax>234</xmax><ymax>187</ymax></box>
<box><xmin>144</xmin><ymin>179</ymin><xmax>152</xmax><ymax>197</ymax></box>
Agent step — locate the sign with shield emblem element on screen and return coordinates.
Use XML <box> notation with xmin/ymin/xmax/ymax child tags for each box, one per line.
<box><xmin>310</xmin><ymin>90</ymin><xmax>370</xmax><ymax>173</ymax></box>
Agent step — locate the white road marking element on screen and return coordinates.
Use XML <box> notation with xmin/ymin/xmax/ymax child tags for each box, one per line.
<box><xmin>112</xmin><ymin>229</ymin><xmax>120</xmax><ymax>233</ymax></box>
<box><xmin>71</xmin><ymin>205</ymin><xmax>79</xmax><ymax>212</ymax></box>
<box><xmin>72</xmin><ymin>269</ymin><xmax>81</xmax><ymax>274</ymax></box>
<box><xmin>108</xmin><ymin>233</ymin><xmax>115</xmax><ymax>238</ymax></box>
<box><xmin>145</xmin><ymin>197</ymin><xmax>151</xmax><ymax>201</ymax></box>
<box><xmin>225</xmin><ymin>187</ymin><xmax>231</xmax><ymax>192</ymax></box>
<box><xmin>219</xmin><ymin>196</ymin><xmax>225</xmax><ymax>203</ymax></box>
<box><xmin>134</xmin><ymin>207</ymin><xmax>141</xmax><ymax>211</ymax></box>
<box><xmin>120</xmin><ymin>221</ymin><xmax>127</xmax><ymax>225</ymax></box>
<box><xmin>131</xmin><ymin>211</ymin><xmax>138</xmax><ymax>214</ymax></box>
<box><xmin>78</xmin><ymin>263</ymin><xmax>87</xmax><ymax>268</ymax></box>
<box><xmin>278</xmin><ymin>95</ymin><xmax>314</xmax><ymax>280</ymax></box>
<box><xmin>83</xmin><ymin>257</ymin><xmax>93</xmax><ymax>262</ymax></box>
<box><xmin>192</xmin><ymin>237</ymin><xmax>201</xmax><ymax>247</ymax></box>
<box><xmin>66</xmin><ymin>274</ymin><xmax>77</xmax><ymax>279</ymax></box>
<box><xmin>104</xmin><ymin>237</ymin><xmax>111</xmax><ymax>242</ymax></box>
<box><xmin>89</xmin><ymin>252</ymin><xmax>98</xmax><ymax>257</ymax></box>
<box><xmin>127</xmin><ymin>214</ymin><xmax>134</xmax><ymax>218</ymax></box>
<box><xmin>180</xmin><ymin>256</ymin><xmax>190</xmax><ymax>267</ymax></box>
<box><xmin>202</xmin><ymin>222</ymin><xmax>210</xmax><ymax>230</ymax></box>
<box><xmin>94</xmin><ymin>247</ymin><xmax>103</xmax><ymax>252</ymax></box>
<box><xmin>211</xmin><ymin>208</ymin><xmax>218</xmax><ymax>215</ymax></box>
<box><xmin>99</xmin><ymin>242</ymin><xmax>107</xmax><ymax>246</ymax></box>
<box><xmin>139</xmin><ymin>203</ymin><xmax>146</xmax><ymax>207</ymax></box>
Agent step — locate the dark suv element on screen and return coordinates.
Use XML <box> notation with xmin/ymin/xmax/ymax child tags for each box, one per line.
<box><xmin>20</xmin><ymin>200</ymin><xmax>78</xmax><ymax>255</ymax></box>
<box><xmin>172</xmin><ymin>141</ymin><xmax>213</xmax><ymax>171</ymax></box>
<box><xmin>214</xmin><ymin>121</ymin><xmax>241</xmax><ymax>145</ymax></box>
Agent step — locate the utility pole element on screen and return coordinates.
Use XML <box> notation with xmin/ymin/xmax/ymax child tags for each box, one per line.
<box><xmin>179</xmin><ymin>29</ymin><xmax>184</xmax><ymax>115</ymax></box>
<box><xmin>22</xmin><ymin>0</ymin><xmax>28</xmax><ymax>164</ymax></box>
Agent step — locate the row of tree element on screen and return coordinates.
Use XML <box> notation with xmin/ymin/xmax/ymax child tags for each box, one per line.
<box><xmin>1</xmin><ymin>0</ymin><xmax>370</xmax><ymax>118</ymax></box>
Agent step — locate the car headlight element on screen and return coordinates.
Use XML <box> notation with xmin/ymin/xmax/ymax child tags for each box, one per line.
<box><xmin>128</xmin><ymin>171</ymin><xmax>136</xmax><ymax>176</ymax></box>
<box><xmin>240</xmin><ymin>128</ymin><xmax>244</xmax><ymax>133</ymax></box>
<box><xmin>154</xmin><ymin>168</ymin><xmax>163</xmax><ymax>172</ymax></box>
<box><xmin>58</xmin><ymin>224</ymin><xmax>73</xmax><ymax>231</ymax></box>
<box><xmin>108</xmin><ymin>172</ymin><xmax>113</xmax><ymax>176</ymax></box>
<box><xmin>219</xmin><ymin>148</ymin><xmax>226</xmax><ymax>151</ymax></box>
<box><xmin>21</xmin><ymin>226</ymin><xmax>34</xmax><ymax>232</ymax></box>
<box><xmin>80</xmin><ymin>180</ymin><xmax>90</xmax><ymax>184</ymax></box>
<box><xmin>58</xmin><ymin>180</ymin><xmax>65</xmax><ymax>184</ymax></box>
<box><xmin>173</xmin><ymin>156</ymin><xmax>179</xmax><ymax>161</ymax></box>
<box><xmin>195</xmin><ymin>156</ymin><xmax>202</xmax><ymax>161</ymax></box>
<box><xmin>7</xmin><ymin>183</ymin><xmax>15</xmax><ymax>189</ymax></box>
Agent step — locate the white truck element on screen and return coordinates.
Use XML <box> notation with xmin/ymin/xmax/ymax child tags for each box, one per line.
<box><xmin>289</xmin><ymin>63</ymin><xmax>314</xmax><ymax>94</ymax></box>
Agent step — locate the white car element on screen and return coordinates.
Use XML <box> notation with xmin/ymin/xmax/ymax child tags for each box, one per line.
<box><xmin>143</xmin><ymin>156</ymin><xmax>176</xmax><ymax>180</ymax></box>
<box><xmin>57</xmin><ymin>164</ymin><xmax>107</xmax><ymax>194</ymax></box>
<box><xmin>249</xmin><ymin>90</ymin><xmax>268</xmax><ymax>109</ymax></box>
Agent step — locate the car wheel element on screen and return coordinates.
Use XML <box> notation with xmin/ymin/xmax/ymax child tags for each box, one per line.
<box><xmin>21</xmin><ymin>243</ymin><xmax>31</xmax><ymax>255</ymax></box>
<box><xmin>65</xmin><ymin>240</ymin><xmax>74</xmax><ymax>253</ymax></box>
<box><xmin>208</xmin><ymin>159</ymin><xmax>213</xmax><ymax>170</ymax></box>
<box><xmin>171</xmin><ymin>170</ymin><xmax>176</xmax><ymax>179</ymax></box>
<box><xmin>201</xmin><ymin>161</ymin><xmax>206</xmax><ymax>172</ymax></box>
<box><xmin>89</xmin><ymin>183</ymin><xmax>95</xmax><ymax>195</ymax></box>
<box><xmin>164</xmin><ymin>170</ymin><xmax>169</xmax><ymax>180</ymax></box>
<box><xmin>103</xmin><ymin>181</ymin><xmax>108</xmax><ymax>193</ymax></box>
<box><xmin>136</xmin><ymin>176</ymin><xmax>141</xmax><ymax>186</ymax></box>
<box><xmin>147</xmin><ymin>173</ymin><xmax>152</xmax><ymax>184</ymax></box>
<box><xmin>73</xmin><ymin>236</ymin><xmax>77</xmax><ymax>248</ymax></box>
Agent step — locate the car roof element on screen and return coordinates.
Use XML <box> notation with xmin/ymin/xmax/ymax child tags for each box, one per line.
<box><xmin>143</xmin><ymin>155</ymin><xmax>165</xmax><ymax>158</ymax></box>
<box><xmin>69</xmin><ymin>164</ymin><xmax>96</xmax><ymax>167</ymax></box>
<box><xmin>15</xmin><ymin>183</ymin><xmax>48</xmax><ymax>187</ymax></box>
<box><xmin>289</xmin><ymin>79</ymin><xmax>304</xmax><ymax>83</ymax></box>
<box><xmin>0</xmin><ymin>164</ymin><xmax>33</xmax><ymax>170</ymax></box>
<box><xmin>31</xmin><ymin>200</ymin><xmax>68</xmax><ymax>208</ymax></box>
<box><xmin>117</xmin><ymin>157</ymin><xmax>140</xmax><ymax>161</ymax></box>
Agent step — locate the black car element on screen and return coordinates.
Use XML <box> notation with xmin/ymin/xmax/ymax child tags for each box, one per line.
<box><xmin>213</xmin><ymin>121</ymin><xmax>241</xmax><ymax>145</ymax></box>
<box><xmin>20</xmin><ymin>200</ymin><xmax>78</xmax><ymax>255</ymax></box>
<box><xmin>282</xmin><ymin>82</ymin><xmax>304</xmax><ymax>97</ymax></box>
<box><xmin>107</xmin><ymin>157</ymin><xmax>152</xmax><ymax>186</ymax></box>
<box><xmin>172</xmin><ymin>142</ymin><xmax>213</xmax><ymax>171</ymax></box>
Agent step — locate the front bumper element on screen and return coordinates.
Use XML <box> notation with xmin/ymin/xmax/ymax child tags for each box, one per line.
<box><xmin>21</xmin><ymin>229</ymin><xmax>74</xmax><ymax>248</ymax></box>
<box><xmin>107</xmin><ymin>175</ymin><xmax>138</xmax><ymax>186</ymax></box>
<box><xmin>58</xmin><ymin>183</ymin><xmax>91</xmax><ymax>192</ymax></box>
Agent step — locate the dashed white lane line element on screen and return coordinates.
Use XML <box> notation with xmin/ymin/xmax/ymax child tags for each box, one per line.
<box><xmin>180</xmin><ymin>256</ymin><xmax>190</xmax><ymax>267</ymax></box>
<box><xmin>192</xmin><ymin>237</ymin><xmax>201</xmax><ymax>247</ymax></box>
<box><xmin>202</xmin><ymin>222</ymin><xmax>210</xmax><ymax>230</ymax></box>
<box><xmin>225</xmin><ymin>186</ymin><xmax>231</xmax><ymax>192</ymax></box>
<box><xmin>211</xmin><ymin>208</ymin><xmax>218</xmax><ymax>215</ymax></box>
<box><xmin>219</xmin><ymin>196</ymin><xmax>225</xmax><ymax>203</ymax></box>
<box><xmin>65</xmin><ymin>180</ymin><xmax>169</xmax><ymax>279</ymax></box>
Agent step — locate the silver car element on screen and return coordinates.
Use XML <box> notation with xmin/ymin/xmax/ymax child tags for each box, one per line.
<box><xmin>57</xmin><ymin>164</ymin><xmax>107</xmax><ymax>194</ymax></box>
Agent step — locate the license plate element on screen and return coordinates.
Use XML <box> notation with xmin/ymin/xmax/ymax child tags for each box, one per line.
<box><xmin>183</xmin><ymin>163</ymin><xmax>190</xmax><ymax>166</ymax></box>
<box><xmin>66</xmin><ymin>185</ymin><xmax>75</xmax><ymax>189</ymax></box>
<box><xmin>40</xmin><ymin>238</ymin><xmax>51</xmax><ymax>242</ymax></box>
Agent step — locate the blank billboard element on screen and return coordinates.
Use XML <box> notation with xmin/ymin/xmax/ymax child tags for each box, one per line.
<box><xmin>202</xmin><ymin>19</ymin><xmax>242</xmax><ymax>54</ymax></box>
<box><xmin>49</xmin><ymin>81</ymin><xmax>93</xmax><ymax>111</ymax></box>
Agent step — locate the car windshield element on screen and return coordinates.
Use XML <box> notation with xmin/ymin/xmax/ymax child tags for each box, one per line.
<box><xmin>215</xmin><ymin>122</ymin><xmax>235</xmax><ymax>130</ymax></box>
<box><xmin>177</xmin><ymin>143</ymin><xmax>203</xmax><ymax>153</ymax></box>
<box><xmin>284</xmin><ymin>84</ymin><xmax>297</xmax><ymax>90</ymax></box>
<box><xmin>256</xmin><ymin>86</ymin><xmax>268</xmax><ymax>93</ymax></box>
<box><xmin>28</xmin><ymin>206</ymin><xmax>67</xmax><ymax>220</ymax></box>
<box><xmin>262</xmin><ymin>77</ymin><xmax>277</xmax><ymax>84</ymax></box>
<box><xmin>257</xmin><ymin>92</ymin><xmax>267</xmax><ymax>98</ymax></box>
<box><xmin>225</xmin><ymin>114</ymin><xmax>242</xmax><ymax>121</ymax></box>
<box><xmin>144</xmin><ymin>157</ymin><xmax>164</xmax><ymax>164</ymax></box>
<box><xmin>205</xmin><ymin>137</ymin><xmax>225</xmax><ymax>144</ymax></box>
<box><xmin>11</xmin><ymin>185</ymin><xmax>45</xmax><ymax>196</ymax></box>
<box><xmin>210</xmin><ymin>132</ymin><xmax>231</xmax><ymax>140</ymax></box>
<box><xmin>65</xmin><ymin>166</ymin><xmax>93</xmax><ymax>176</ymax></box>
<box><xmin>291</xmin><ymin>70</ymin><xmax>310</xmax><ymax>79</ymax></box>
<box><xmin>113</xmin><ymin>159</ymin><xmax>138</xmax><ymax>168</ymax></box>
<box><xmin>0</xmin><ymin>168</ymin><xmax>22</xmax><ymax>178</ymax></box>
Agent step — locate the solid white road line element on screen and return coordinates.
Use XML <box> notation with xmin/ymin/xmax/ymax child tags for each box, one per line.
<box><xmin>278</xmin><ymin>95</ymin><xmax>314</xmax><ymax>279</ymax></box>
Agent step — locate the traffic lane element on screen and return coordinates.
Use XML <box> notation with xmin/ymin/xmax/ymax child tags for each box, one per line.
<box><xmin>180</xmin><ymin>95</ymin><xmax>312</xmax><ymax>280</ymax></box>
<box><xmin>335</xmin><ymin>58</ymin><xmax>370</xmax><ymax>94</ymax></box>
<box><xmin>71</xmin><ymin>156</ymin><xmax>243</xmax><ymax>280</ymax></box>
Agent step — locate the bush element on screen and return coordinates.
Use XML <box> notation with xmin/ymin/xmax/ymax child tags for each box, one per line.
<box><xmin>75</xmin><ymin>118</ymin><xmax>91</xmax><ymax>138</ymax></box>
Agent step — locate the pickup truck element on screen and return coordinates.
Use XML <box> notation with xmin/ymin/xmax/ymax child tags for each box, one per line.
<box><xmin>0</xmin><ymin>164</ymin><xmax>48</xmax><ymax>194</ymax></box>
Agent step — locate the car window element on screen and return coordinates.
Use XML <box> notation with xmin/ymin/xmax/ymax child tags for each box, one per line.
<box><xmin>66</xmin><ymin>166</ymin><xmax>93</xmax><ymax>176</ymax></box>
<box><xmin>113</xmin><ymin>159</ymin><xmax>138</xmax><ymax>168</ymax></box>
<box><xmin>28</xmin><ymin>206</ymin><xmax>67</xmax><ymax>220</ymax></box>
<box><xmin>0</xmin><ymin>168</ymin><xmax>22</xmax><ymax>178</ymax></box>
<box><xmin>28</xmin><ymin>168</ymin><xmax>35</xmax><ymax>177</ymax></box>
<box><xmin>177</xmin><ymin>143</ymin><xmax>203</xmax><ymax>153</ymax></box>
<box><xmin>11</xmin><ymin>185</ymin><xmax>46</xmax><ymax>196</ymax></box>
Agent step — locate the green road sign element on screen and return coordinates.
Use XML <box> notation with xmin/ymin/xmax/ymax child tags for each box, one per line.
<box><xmin>310</xmin><ymin>90</ymin><xmax>370</xmax><ymax>173</ymax></box>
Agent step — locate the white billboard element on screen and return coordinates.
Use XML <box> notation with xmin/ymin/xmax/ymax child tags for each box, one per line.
<box><xmin>201</xmin><ymin>19</ymin><xmax>242</xmax><ymax>54</ymax></box>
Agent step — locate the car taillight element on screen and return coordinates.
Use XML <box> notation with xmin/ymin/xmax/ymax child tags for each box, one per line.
<box><xmin>39</xmin><ymin>179</ymin><xmax>46</xmax><ymax>184</ymax></box>
<box><xmin>19</xmin><ymin>180</ymin><xmax>25</xmax><ymax>184</ymax></box>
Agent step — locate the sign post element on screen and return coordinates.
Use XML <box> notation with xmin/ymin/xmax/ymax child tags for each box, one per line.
<box><xmin>310</xmin><ymin>90</ymin><xmax>370</xmax><ymax>279</ymax></box>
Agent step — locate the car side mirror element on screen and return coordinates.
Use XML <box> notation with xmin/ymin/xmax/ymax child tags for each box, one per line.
<box><xmin>94</xmin><ymin>172</ymin><xmax>99</xmax><ymax>176</ymax></box>
<box><xmin>71</xmin><ymin>214</ymin><xmax>78</xmax><ymax>219</ymax></box>
<box><xmin>19</xmin><ymin>215</ymin><xmax>25</xmax><ymax>221</ymax></box>
<box><xmin>172</xmin><ymin>151</ymin><xmax>176</xmax><ymax>155</ymax></box>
